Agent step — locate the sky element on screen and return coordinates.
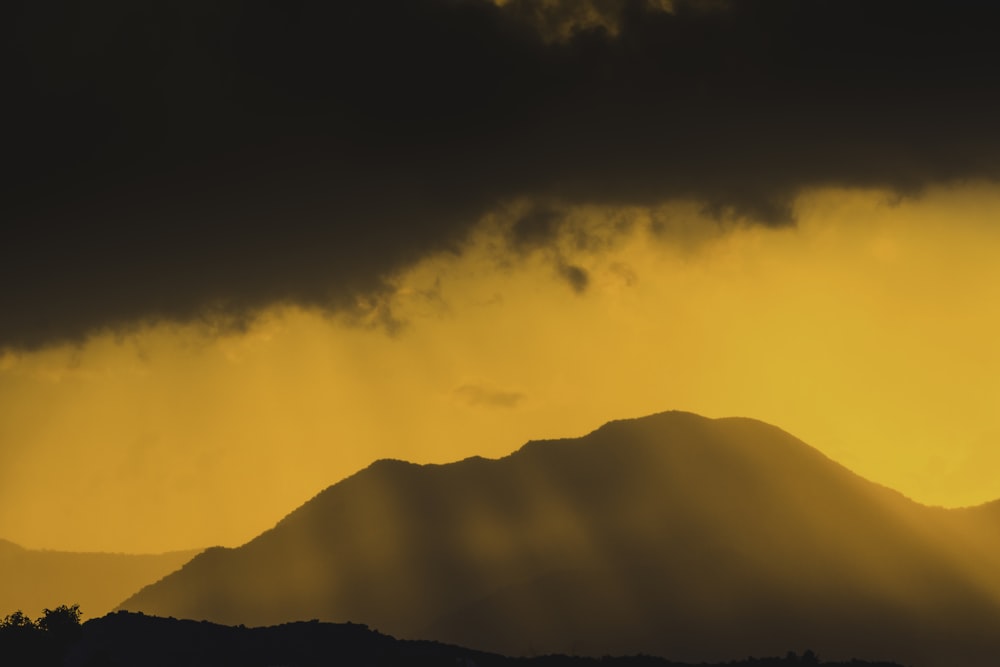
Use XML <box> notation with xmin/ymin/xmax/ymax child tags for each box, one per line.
<box><xmin>3</xmin><ymin>0</ymin><xmax>1000</xmax><ymax>553</ymax></box>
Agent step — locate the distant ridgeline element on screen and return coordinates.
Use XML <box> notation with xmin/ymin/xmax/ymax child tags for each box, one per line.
<box><xmin>1</xmin><ymin>609</ymin><xmax>905</xmax><ymax>667</ymax></box>
<box><xmin>0</xmin><ymin>539</ymin><xmax>200</xmax><ymax>621</ymax></box>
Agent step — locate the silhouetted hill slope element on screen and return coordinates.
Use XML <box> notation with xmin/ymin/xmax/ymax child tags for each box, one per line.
<box><xmin>118</xmin><ymin>412</ymin><xmax>1000</xmax><ymax>667</ymax></box>
<box><xmin>45</xmin><ymin>612</ymin><xmax>901</xmax><ymax>667</ymax></box>
<box><xmin>0</xmin><ymin>540</ymin><xmax>199</xmax><ymax>620</ymax></box>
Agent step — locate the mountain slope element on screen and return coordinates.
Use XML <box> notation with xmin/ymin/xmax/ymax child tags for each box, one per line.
<box><xmin>118</xmin><ymin>412</ymin><xmax>1000</xmax><ymax>667</ymax></box>
<box><xmin>0</xmin><ymin>540</ymin><xmax>200</xmax><ymax>620</ymax></box>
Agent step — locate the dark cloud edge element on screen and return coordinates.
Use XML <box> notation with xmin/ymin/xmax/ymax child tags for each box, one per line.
<box><xmin>3</xmin><ymin>0</ymin><xmax>1000</xmax><ymax>350</ymax></box>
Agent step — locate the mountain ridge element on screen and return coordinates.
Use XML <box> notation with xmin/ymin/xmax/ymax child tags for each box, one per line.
<box><xmin>118</xmin><ymin>411</ymin><xmax>1000</xmax><ymax>667</ymax></box>
<box><xmin>267</xmin><ymin>412</ymin><xmax>997</xmax><ymax>534</ymax></box>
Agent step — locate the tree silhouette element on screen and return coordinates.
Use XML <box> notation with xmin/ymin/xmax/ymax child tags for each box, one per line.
<box><xmin>0</xmin><ymin>604</ymin><xmax>82</xmax><ymax>666</ymax></box>
<box><xmin>37</xmin><ymin>604</ymin><xmax>82</xmax><ymax>636</ymax></box>
<box><xmin>1</xmin><ymin>610</ymin><xmax>36</xmax><ymax>631</ymax></box>
<box><xmin>1</xmin><ymin>609</ymin><xmax>41</xmax><ymax>663</ymax></box>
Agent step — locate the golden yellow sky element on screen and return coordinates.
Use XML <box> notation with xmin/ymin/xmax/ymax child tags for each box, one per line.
<box><xmin>2</xmin><ymin>184</ymin><xmax>999</xmax><ymax>553</ymax></box>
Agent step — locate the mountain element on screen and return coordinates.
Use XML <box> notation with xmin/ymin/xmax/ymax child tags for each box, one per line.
<box><xmin>0</xmin><ymin>539</ymin><xmax>199</xmax><ymax>620</ymax></box>
<box><xmin>118</xmin><ymin>412</ymin><xmax>1000</xmax><ymax>667</ymax></box>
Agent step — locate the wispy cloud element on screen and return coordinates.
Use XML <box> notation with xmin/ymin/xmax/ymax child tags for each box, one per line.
<box><xmin>454</xmin><ymin>384</ymin><xmax>526</xmax><ymax>409</ymax></box>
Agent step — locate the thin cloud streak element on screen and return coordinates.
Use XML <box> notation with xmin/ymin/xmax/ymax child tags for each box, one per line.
<box><xmin>454</xmin><ymin>384</ymin><xmax>527</xmax><ymax>409</ymax></box>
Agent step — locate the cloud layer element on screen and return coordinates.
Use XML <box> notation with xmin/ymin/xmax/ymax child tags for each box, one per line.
<box><xmin>4</xmin><ymin>0</ymin><xmax>1000</xmax><ymax>348</ymax></box>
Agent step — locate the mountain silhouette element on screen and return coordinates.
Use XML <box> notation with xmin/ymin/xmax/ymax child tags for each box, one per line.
<box><xmin>117</xmin><ymin>412</ymin><xmax>1000</xmax><ymax>667</ymax></box>
<box><xmin>0</xmin><ymin>540</ymin><xmax>199</xmax><ymax>620</ymax></box>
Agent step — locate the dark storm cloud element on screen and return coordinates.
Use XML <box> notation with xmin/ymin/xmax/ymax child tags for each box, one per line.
<box><xmin>3</xmin><ymin>0</ymin><xmax>1000</xmax><ymax>349</ymax></box>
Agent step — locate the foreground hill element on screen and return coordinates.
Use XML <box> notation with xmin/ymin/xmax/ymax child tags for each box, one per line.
<box><xmin>0</xmin><ymin>611</ymin><xmax>901</xmax><ymax>667</ymax></box>
<box><xmin>119</xmin><ymin>412</ymin><xmax>1000</xmax><ymax>667</ymax></box>
<box><xmin>0</xmin><ymin>540</ymin><xmax>199</xmax><ymax>620</ymax></box>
